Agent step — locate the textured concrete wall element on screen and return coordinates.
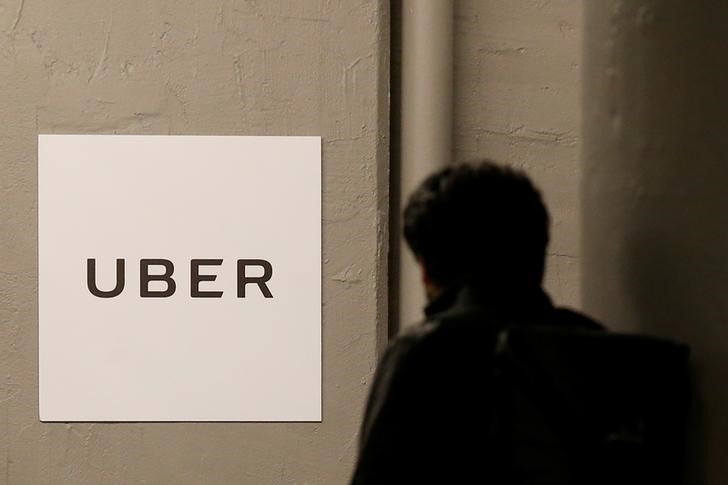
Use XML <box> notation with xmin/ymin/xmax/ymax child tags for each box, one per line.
<box><xmin>0</xmin><ymin>0</ymin><xmax>388</xmax><ymax>483</ymax></box>
<box><xmin>583</xmin><ymin>2</ymin><xmax>728</xmax><ymax>482</ymax></box>
<box><xmin>454</xmin><ymin>0</ymin><xmax>582</xmax><ymax>308</ymax></box>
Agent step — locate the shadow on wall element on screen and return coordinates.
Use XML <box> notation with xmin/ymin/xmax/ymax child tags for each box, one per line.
<box><xmin>583</xmin><ymin>2</ymin><xmax>728</xmax><ymax>484</ymax></box>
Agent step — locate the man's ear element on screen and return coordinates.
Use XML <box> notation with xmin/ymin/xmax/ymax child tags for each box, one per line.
<box><xmin>417</xmin><ymin>257</ymin><xmax>430</xmax><ymax>285</ymax></box>
<box><xmin>417</xmin><ymin>257</ymin><xmax>441</xmax><ymax>301</ymax></box>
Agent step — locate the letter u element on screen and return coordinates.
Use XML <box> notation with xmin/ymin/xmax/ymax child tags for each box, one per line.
<box><xmin>87</xmin><ymin>258</ymin><xmax>125</xmax><ymax>298</ymax></box>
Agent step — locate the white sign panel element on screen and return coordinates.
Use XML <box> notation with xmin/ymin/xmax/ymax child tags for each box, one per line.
<box><xmin>39</xmin><ymin>135</ymin><xmax>321</xmax><ymax>422</ymax></box>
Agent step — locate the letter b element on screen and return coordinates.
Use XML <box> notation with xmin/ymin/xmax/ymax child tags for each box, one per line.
<box><xmin>140</xmin><ymin>259</ymin><xmax>176</xmax><ymax>297</ymax></box>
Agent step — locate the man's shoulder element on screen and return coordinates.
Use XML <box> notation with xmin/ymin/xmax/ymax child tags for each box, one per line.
<box><xmin>386</xmin><ymin>309</ymin><xmax>504</xmax><ymax>369</ymax></box>
<box><xmin>391</xmin><ymin>305</ymin><xmax>605</xmax><ymax>362</ymax></box>
<box><xmin>545</xmin><ymin>306</ymin><xmax>606</xmax><ymax>331</ymax></box>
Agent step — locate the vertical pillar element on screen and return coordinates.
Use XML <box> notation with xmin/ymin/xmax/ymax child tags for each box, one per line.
<box><xmin>397</xmin><ymin>0</ymin><xmax>453</xmax><ymax>330</ymax></box>
<box><xmin>582</xmin><ymin>2</ymin><xmax>728</xmax><ymax>482</ymax></box>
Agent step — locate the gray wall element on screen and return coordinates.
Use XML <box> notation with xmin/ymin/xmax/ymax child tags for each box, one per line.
<box><xmin>583</xmin><ymin>2</ymin><xmax>728</xmax><ymax>481</ymax></box>
<box><xmin>0</xmin><ymin>0</ymin><xmax>388</xmax><ymax>483</ymax></box>
<box><xmin>454</xmin><ymin>0</ymin><xmax>583</xmax><ymax>308</ymax></box>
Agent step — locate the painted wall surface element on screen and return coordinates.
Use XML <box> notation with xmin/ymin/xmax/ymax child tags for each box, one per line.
<box><xmin>0</xmin><ymin>0</ymin><xmax>388</xmax><ymax>483</ymax></box>
<box><xmin>453</xmin><ymin>0</ymin><xmax>582</xmax><ymax>308</ymax></box>
<box><xmin>583</xmin><ymin>2</ymin><xmax>728</xmax><ymax>482</ymax></box>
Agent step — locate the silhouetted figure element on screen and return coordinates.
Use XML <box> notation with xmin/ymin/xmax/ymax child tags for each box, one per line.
<box><xmin>351</xmin><ymin>161</ymin><xmax>689</xmax><ymax>484</ymax></box>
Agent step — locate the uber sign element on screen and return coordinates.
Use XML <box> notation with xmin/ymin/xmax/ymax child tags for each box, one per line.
<box><xmin>38</xmin><ymin>135</ymin><xmax>321</xmax><ymax>422</ymax></box>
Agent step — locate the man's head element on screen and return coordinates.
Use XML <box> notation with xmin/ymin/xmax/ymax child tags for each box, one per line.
<box><xmin>403</xmin><ymin>160</ymin><xmax>549</xmax><ymax>299</ymax></box>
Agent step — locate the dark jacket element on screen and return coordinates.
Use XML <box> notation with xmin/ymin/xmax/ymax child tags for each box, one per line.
<box><xmin>350</xmin><ymin>284</ymin><xmax>603</xmax><ymax>484</ymax></box>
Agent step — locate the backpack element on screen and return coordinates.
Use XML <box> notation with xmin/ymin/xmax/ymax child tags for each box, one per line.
<box><xmin>491</xmin><ymin>325</ymin><xmax>690</xmax><ymax>485</ymax></box>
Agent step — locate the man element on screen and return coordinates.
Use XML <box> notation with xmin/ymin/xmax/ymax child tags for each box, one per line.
<box><xmin>350</xmin><ymin>161</ymin><xmax>604</xmax><ymax>484</ymax></box>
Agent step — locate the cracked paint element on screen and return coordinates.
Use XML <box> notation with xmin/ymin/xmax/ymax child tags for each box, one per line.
<box><xmin>0</xmin><ymin>0</ymin><xmax>389</xmax><ymax>483</ymax></box>
<box><xmin>455</xmin><ymin>0</ymin><xmax>583</xmax><ymax>309</ymax></box>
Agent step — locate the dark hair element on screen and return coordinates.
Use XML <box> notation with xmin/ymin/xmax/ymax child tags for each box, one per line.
<box><xmin>403</xmin><ymin>160</ymin><xmax>549</xmax><ymax>289</ymax></box>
